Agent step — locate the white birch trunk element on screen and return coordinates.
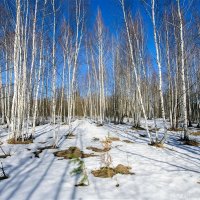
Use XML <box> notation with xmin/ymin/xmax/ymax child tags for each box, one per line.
<box><xmin>120</xmin><ymin>0</ymin><xmax>152</xmax><ymax>142</ymax></box>
<box><xmin>177</xmin><ymin>0</ymin><xmax>188</xmax><ymax>140</ymax></box>
<box><xmin>151</xmin><ymin>0</ymin><xmax>167</xmax><ymax>143</ymax></box>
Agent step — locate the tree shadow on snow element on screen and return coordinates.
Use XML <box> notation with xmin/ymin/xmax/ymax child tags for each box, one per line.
<box><xmin>116</xmin><ymin>146</ymin><xmax>200</xmax><ymax>174</ymax></box>
<box><xmin>25</xmin><ymin>156</ymin><xmax>56</xmax><ymax>200</ymax></box>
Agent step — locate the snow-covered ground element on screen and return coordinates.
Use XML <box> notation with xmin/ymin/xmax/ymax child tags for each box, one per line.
<box><xmin>0</xmin><ymin>119</ymin><xmax>200</xmax><ymax>200</ymax></box>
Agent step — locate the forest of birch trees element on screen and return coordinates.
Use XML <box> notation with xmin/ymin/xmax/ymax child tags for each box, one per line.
<box><xmin>0</xmin><ymin>0</ymin><xmax>199</xmax><ymax>145</ymax></box>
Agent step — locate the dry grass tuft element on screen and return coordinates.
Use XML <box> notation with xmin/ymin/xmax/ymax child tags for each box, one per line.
<box><xmin>183</xmin><ymin>140</ymin><xmax>199</xmax><ymax>146</ymax></box>
<box><xmin>107</xmin><ymin>137</ymin><xmax>120</xmax><ymax>142</ymax></box>
<box><xmin>122</xmin><ymin>140</ymin><xmax>133</xmax><ymax>144</ymax></box>
<box><xmin>148</xmin><ymin>142</ymin><xmax>164</xmax><ymax>148</ymax></box>
<box><xmin>168</xmin><ymin>127</ymin><xmax>183</xmax><ymax>132</ymax></box>
<box><xmin>7</xmin><ymin>138</ymin><xmax>33</xmax><ymax>144</ymax></box>
<box><xmin>87</xmin><ymin>136</ymin><xmax>115</xmax><ymax>153</ymax></box>
<box><xmin>86</xmin><ymin>146</ymin><xmax>110</xmax><ymax>152</ymax></box>
<box><xmin>91</xmin><ymin>164</ymin><xmax>134</xmax><ymax>178</ymax></box>
<box><xmin>92</xmin><ymin>167</ymin><xmax>115</xmax><ymax>178</ymax></box>
<box><xmin>54</xmin><ymin>147</ymin><xmax>96</xmax><ymax>159</ymax></box>
<box><xmin>190</xmin><ymin>131</ymin><xmax>200</xmax><ymax>136</ymax></box>
<box><xmin>115</xmin><ymin>164</ymin><xmax>133</xmax><ymax>174</ymax></box>
<box><xmin>67</xmin><ymin>134</ymin><xmax>75</xmax><ymax>139</ymax></box>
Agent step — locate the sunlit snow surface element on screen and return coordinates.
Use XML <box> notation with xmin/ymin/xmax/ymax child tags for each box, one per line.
<box><xmin>0</xmin><ymin>119</ymin><xmax>199</xmax><ymax>200</ymax></box>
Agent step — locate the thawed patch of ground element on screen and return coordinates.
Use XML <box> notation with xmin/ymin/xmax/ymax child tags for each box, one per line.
<box><xmin>54</xmin><ymin>147</ymin><xmax>96</xmax><ymax>159</ymax></box>
<box><xmin>92</xmin><ymin>164</ymin><xmax>134</xmax><ymax>178</ymax></box>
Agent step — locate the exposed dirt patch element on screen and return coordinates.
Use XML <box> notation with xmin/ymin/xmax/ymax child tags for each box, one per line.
<box><xmin>92</xmin><ymin>164</ymin><xmax>134</xmax><ymax>178</ymax></box>
<box><xmin>67</xmin><ymin>134</ymin><xmax>76</xmax><ymax>139</ymax></box>
<box><xmin>96</xmin><ymin>123</ymin><xmax>103</xmax><ymax>127</ymax></box>
<box><xmin>131</xmin><ymin>126</ymin><xmax>146</xmax><ymax>131</ymax></box>
<box><xmin>122</xmin><ymin>140</ymin><xmax>133</xmax><ymax>144</ymax></box>
<box><xmin>148</xmin><ymin>142</ymin><xmax>164</xmax><ymax>148</ymax></box>
<box><xmin>54</xmin><ymin>147</ymin><xmax>96</xmax><ymax>159</ymax></box>
<box><xmin>183</xmin><ymin>140</ymin><xmax>199</xmax><ymax>146</ymax></box>
<box><xmin>38</xmin><ymin>141</ymin><xmax>46</xmax><ymax>144</ymax></box>
<box><xmin>168</xmin><ymin>128</ymin><xmax>183</xmax><ymax>132</ymax></box>
<box><xmin>139</xmin><ymin>134</ymin><xmax>147</xmax><ymax>138</ymax></box>
<box><xmin>7</xmin><ymin>138</ymin><xmax>33</xmax><ymax>144</ymax></box>
<box><xmin>75</xmin><ymin>183</ymin><xmax>88</xmax><ymax>187</ymax></box>
<box><xmin>190</xmin><ymin>131</ymin><xmax>200</xmax><ymax>136</ymax></box>
<box><xmin>33</xmin><ymin>145</ymin><xmax>54</xmax><ymax>158</ymax></box>
<box><xmin>92</xmin><ymin>137</ymin><xmax>100</xmax><ymax>142</ymax></box>
<box><xmin>38</xmin><ymin>145</ymin><xmax>55</xmax><ymax>150</ymax></box>
<box><xmin>0</xmin><ymin>163</ymin><xmax>9</xmax><ymax>181</ymax></box>
<box><xmin>86</xmin><ymin>146</ymin><xmax>110</xmax><ymax>152</ymax></box>
<box><xmin>149</xmin><ymin>128</ymin><xmax>160</xmax><ymax>133</ymax></box>
<box><xmin>0</xmin><ymin>175</ymin><xmax>9</xmax><ymax>181</ymax></box>
<box><xmin>0</xmin><ymin>155</ymin><xmax>9</xmax><ymax>159</ymax></box>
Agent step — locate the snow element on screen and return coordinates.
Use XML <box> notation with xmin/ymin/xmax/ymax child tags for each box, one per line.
<box><xmin>0</xmin><ymin>119</ymin><xmax>200</xmax><ymax>200</ymax></box>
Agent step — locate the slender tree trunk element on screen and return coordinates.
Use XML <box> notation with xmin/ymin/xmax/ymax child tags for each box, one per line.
<box><xmin>120</xmin><ymin>0</ymin><xmax>152</xmax><ymax>143</ymax></box>
<box><xmin>151</xmin><ymin>0</ymin><xmax>167</xmax><ymax>143</ymax></box>
<box><xmin>177</xmin><ymin>0</ymin><xmax>188</xmax><ymax>140</ymax></box>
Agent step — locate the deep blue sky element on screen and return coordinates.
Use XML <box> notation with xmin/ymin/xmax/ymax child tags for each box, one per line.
<box><xmin>72</xmin><ymin>0</ymin><xmax>157</xmax><ymax>95</ymax></box>
<box><xmin>88</xmin><ymin>0</ymin><xmax>156</xmax><ymax>63</ymax></box>
<box><xmin>57</xmin><ymin>0</ymin><xmax>200</xmax><ymax>91</ymax></box>
<box><xmin>87</xmin><ymin>0</ymin><xmax>200</xmax><ymax>64</ymax></box>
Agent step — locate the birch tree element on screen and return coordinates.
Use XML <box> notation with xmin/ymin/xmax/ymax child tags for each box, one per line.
<box><xmin>120</xmin><ymin>0</ymin><xmax>152</xmax><ymax>142</ymax></box>
<box><xmin>177</xmin><ymin>0</ymin><xmax>189</xmax><ymax>140</ymax></box>
<box><xmin>151</xmin><ymin>0</ymin><xmax>167</xmax><ymax>143</ymax></box>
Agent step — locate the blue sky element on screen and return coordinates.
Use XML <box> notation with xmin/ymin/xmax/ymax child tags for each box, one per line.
<box><xmin>56</xmin><ymin>0</ymin><xmax>200</xmax><ymax>92</ymax></box>
<box><xmin>88</xmin><ymin>0</ymin><xmax>156</xmax><ymax>64</ymax></box>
